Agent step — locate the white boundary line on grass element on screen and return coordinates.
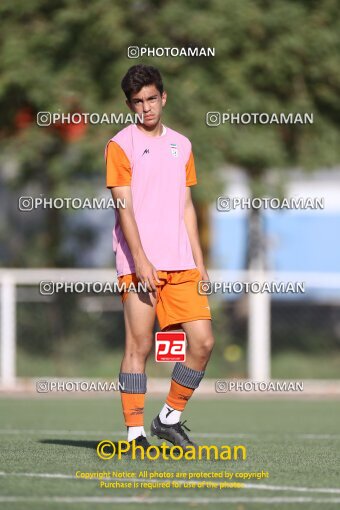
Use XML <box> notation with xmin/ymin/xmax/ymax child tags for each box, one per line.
<box><xmin>0</xmin><ymin>429</ymin><xmax>339</xmax><ymax>440</ymax></box>
<box><xmin>0</xmin><ymin>429</ymin><xmax>254</xmax><ymax>438</ymax></box>
<box><xmin>1</xmin><ymin>496</ymin><xmax>340</xmax><ymax>504</ymax></box>
<box><xmin>1</xmin><ymin>471</ymin><xmax>340</xmax><ymax>495</ymax></box>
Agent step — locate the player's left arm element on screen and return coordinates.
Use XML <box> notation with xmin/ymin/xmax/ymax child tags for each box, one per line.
<box><xmin>183</xmin><ymin>186</ymin><xmax>210</xmax><ymax>282</ymax></box>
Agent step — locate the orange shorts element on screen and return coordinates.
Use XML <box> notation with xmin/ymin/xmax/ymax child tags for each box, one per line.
<box><xmin>118</xmin><ymin>268</ymin><xmax>212</xmax><ymax>331</ymax></box>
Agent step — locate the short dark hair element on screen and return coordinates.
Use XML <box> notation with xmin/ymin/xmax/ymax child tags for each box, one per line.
<box><xmin>121</xmin><ymin>65</ymin><xmax>164</xmax><ymax>101</ymax></box>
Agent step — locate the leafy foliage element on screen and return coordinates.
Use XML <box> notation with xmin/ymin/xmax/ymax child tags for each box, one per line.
<box><xmin>1</xmin><ymin>0</ymin><xmax>340</xmax><ymax>266</ymax></box>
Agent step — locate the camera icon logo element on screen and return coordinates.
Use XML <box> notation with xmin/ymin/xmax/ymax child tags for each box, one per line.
<box><xmin>37</xmin><ymin>112</ymin><xmax>52</xmax><ymax>126</ymax></box>
<box><xmin>36</xmin><ymin>380</ymin><xmax>49</xmax><ymax>393</ymax></box>
<box><xmin>127</xmin><ymin>46</ymin><xmax>139</xmax><ymax>58</ymax></box>
<box><xmin>217</xmin><ymin>197</ymin><xmax>232</xmax><ymax>211</ymax></box>
<box><xmin>40</xmin><ymin>281</ymin><xmax>54</xmax><ymax>295</ymax></box>
<box><xmin>198</xmin><ymin>280</ymin><xmax>212</xmax><ymax>295</ymax></box>
<box><xmin>18</xmin><ymin>196</ymin><xmax>34</xmax><ymax>211</ymax></box>
<box><xmin>206</xmin><ymin>112</ymin><xmax>221</xmax><ymax>127</ymax></box>
<box><xmin>215</xmin><ymin>380</ymin><xmax>228</xmax><ymax>393</ymax></box>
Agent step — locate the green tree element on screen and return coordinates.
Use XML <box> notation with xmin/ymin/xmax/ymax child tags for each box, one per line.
<box><xmin>1</xmin><ymin>0</ymin><xmax>340</xmax><ymax>268</ymax></box>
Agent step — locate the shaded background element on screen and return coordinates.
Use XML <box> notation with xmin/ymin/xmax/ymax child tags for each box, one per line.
<box><xmin>1</xmin><ymin>0</ymin><xmax>340</xmax><ymax>380</ymax></box>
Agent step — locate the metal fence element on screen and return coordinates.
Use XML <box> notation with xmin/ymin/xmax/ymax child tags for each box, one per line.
<box><xmin>1</xmin><ymin>268</ymin><xmax>340</xmax><ymax>388</ymax></box>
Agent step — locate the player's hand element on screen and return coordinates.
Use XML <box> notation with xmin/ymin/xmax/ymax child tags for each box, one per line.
<box><xmin>134</xmin><ymin>255</ymin><xmax>161</xmax><ymax>292</ymax></box>
<box><xmin>197</xmin><ymin>264</ymin><xmax>210</xmax><ymax>282</ymax></box>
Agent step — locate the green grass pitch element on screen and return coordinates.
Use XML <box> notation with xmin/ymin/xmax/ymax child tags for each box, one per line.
<box><xmin>0</xmin><ymin>396</ymin><xmax>339</xmax><ymax>510</ymax></box>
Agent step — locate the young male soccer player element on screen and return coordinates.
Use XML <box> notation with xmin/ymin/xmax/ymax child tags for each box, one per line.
<box><xmin>105</xmin><ymin>65</ymin><xmax>214</xmax><ymax>450</ymax></box>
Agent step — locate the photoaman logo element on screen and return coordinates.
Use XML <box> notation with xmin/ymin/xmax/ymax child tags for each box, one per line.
<box><xmin>155</xmin><ymin>331</ymin><xmax>186</xmax><ymax>362</ymax></box>
<box><xmin>97</xmin><ymin>440</ymin><xmax>247</xmax><ymax>461</ymax></box>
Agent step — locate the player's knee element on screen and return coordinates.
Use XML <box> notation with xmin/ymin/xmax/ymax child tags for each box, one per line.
<box><xmin>125</xmin><ymin>334</ymin><xmax>153</xmax><ymax>360</ymax></box>
<box><xmin>195</xmin><ymin>335</ymin><xmax>215</xmax><ymax>360</ymax></box>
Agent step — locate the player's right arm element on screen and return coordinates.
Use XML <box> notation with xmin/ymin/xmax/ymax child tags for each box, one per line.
<box><xmin>106</xmin><ymin>141</ymin><xmax>160</xmax><ymax>291</ymax></box>
<box><xmin>110</xmin><ymin>186</ymin><xmax>159</xmax><ymax>291</ymax></box>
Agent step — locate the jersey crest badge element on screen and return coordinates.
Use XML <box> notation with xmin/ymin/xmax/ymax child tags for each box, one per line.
<box><xmin>170</xmin><ymin>143</ymin><xmax>178</xmax><ymax>158</ymax></box>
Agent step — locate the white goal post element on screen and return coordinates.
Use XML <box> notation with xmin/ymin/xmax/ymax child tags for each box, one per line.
<box><xmin>1</xmin><ymin>268</ymin><xmax>340</xmax><ymax>388</ymax></box>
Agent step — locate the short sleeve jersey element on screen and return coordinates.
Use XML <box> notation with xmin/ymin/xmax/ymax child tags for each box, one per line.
<box><xmin>105</xmin><ymin>123</ymin><xmax>197</xmax><ymax>276</ymax></box>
